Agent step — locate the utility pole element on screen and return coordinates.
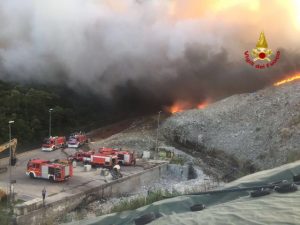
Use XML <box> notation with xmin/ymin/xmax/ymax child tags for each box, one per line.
<box><xmin>49</xmin><ymin>108</ymin><xmax>53</xmax><ymax>137</ymax></box>
<box><xmin>155</xmin><ymin>111</ymin><xmax>162</xmax><ymax>152</ymax></box>
<box><xmin>8</xmin><ymin>120</ymin><xmax>14</xmax><ymax>207</ymax></box>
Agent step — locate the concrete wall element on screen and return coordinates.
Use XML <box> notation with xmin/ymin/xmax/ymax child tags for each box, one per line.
<box><xmin>167</xmin><ymin>164</ymin><xmax>189</xmax><ymax>181</ymax></box>
<box><xmin>15</xmin><ymin>162</ymin><xmax>168</xmax><ymax>225</ymax></box>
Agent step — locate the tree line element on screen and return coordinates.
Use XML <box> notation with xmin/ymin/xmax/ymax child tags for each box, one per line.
<box><xmin>0</xmin><ymin>80</ymin><xmax>114</xmax><ymax>150</ymax></box>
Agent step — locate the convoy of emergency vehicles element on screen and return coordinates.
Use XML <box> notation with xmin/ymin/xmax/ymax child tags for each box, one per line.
<box><xmin>0</xmin><ymin>129</ymin><xmax>137</xmax><ymax>183</ymax></box>
<box><xmin>24</xmin><ymin>132</ymin><xmax>136</xmax><ymax>182</ymax></box>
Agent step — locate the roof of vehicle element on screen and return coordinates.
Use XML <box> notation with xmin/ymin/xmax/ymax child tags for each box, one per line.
<box><xmin>29</xmin><ymin>159</ymin><xmax>49</xmax><ymax>164</ymax></box>
<box><xmin>93</xmin><ymin>154</ymin><xmax>118</xmax><ymax>158</ymax></box>
<box><xmin>29</xmin><ymin>159</ymin><xmax>68</xmax><ymax>167</ymax></box>
<box><xmin>117</xmin><ymin>151</ymin><xmax>132</xmax><ymax>154</ymax></box>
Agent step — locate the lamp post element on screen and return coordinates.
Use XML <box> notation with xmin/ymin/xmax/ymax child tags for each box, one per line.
<box><xmin>155</xmin><ymin>111</ymin><xmax>162</xmax><ymax>152</ymax></box>
<box><xmin>49</xmin><ymin>108</ymin><xmax>53</xmax><ymax>137</ymax></box>
<box><xmin>8</xmin><ymin>120</ymin><xmax>14</xmax><ymax>206</ymax></box>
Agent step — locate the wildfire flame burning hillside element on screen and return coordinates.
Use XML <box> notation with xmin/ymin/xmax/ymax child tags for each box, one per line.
<box><xmin>167</xmin><ymin>73</ymin><xmax>300</xmax><ymax>115</ymax></box>
<box><xmin>168</xmin><ymin>104</ymin><xmax>184</xmax><ymax>114</ymax></box>
<box><xmin>274</xmin><ymin>74</ymin><xmax>300</xmax><ymax>86</ymax></box>
<box><xmin>197</xmin><ymin>101</ymin><xmax>209</xmax><ymax>109</ymax></box>
<box><xmin>166</xmin><ymin>100</ymin><xmax>210</xmax><ymax>114</ymax></box>
<box><xmin>166</xmin><ymin>102</ymin><xmax>190</xmax><ymax>114</ymax></box>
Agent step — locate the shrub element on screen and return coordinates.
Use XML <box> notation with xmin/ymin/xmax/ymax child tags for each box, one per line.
<box><xmin>0</xmin><ymin>189</ymin><xmax>6</xmax><ymax>201</ymax></box>
<box><xmin>111</xmin><ymin>190</ymin><xmax>178</xmax><ymax>213</ymax></box>
<box><xmin>280</xmin><ymin>128</ymin><xmax>292</xmax><ymax>139</ymax></box>
<box><xmin>287</xmin><ymin>151</ymin><xmax>300</xmax><ymax>163</ymax></box>
<box><xmin>169</xmin><ymin>155</ymin><xmax>185</xmax><ymax>165</ymax></box>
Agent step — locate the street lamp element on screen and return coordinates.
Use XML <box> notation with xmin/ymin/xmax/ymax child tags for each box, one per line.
<box><xmin>8</xmin><ymin>120</ymin><xmax>14</xmax><ymax>206</ymax></box>
<box><xmin>49</xmin><ymin>108</ymin><xmax>53</xmax><ymax>137</ymax></box>
<box><xmin>155</xmin><ymin>111</ymin><xmax>162</xmax><ymax>152</ymax></box>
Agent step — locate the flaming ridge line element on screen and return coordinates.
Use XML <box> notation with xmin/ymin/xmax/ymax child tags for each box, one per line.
<box><xmin>274</xmin><ymin>74</ymin><xmax>300</xmax><ymax>86</ymax></box>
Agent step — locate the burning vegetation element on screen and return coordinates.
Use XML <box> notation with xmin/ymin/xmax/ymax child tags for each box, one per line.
<box><xmin>274</xmin><ymin>74</ymin><xmax>300</xmax><ymax>86</ymax></box>
<box><xmin>166</xmin><ymin>100</ymin><xmax>210</xmax><ymax>114</ymax></box>
<box><xmin>165</xmin><ymin>73</ymin><xmax>300</xmax><ymax>115</ymax></box>
<box><xmin>197</xmin><ymin>101</ymin><xmax>209</xmax><ymax>109</ymax></box>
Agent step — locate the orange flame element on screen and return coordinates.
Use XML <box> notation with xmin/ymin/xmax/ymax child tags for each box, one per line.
<box><xmin>166</xmin><ymin>100</ymin><xmax>209</xmax><ymax>114</ymax></box>
<box><xmin>167</xmin><ymin>101</ymin><xmax>191</xmax><ymax>114</ymax></box>
<box><xmin>169</xmin><ymin>104</ymin><xmax>184</xmax><ymax>114</ymax></box>
<box><xmin>197</xmin><ymin>101</ymin><xmax>209</xmax><ymax>109</ymax></box>
<box><xmin>274</xmin><ymin>74</ymin><xmax>300</xmax><ymax>86</ymax></box>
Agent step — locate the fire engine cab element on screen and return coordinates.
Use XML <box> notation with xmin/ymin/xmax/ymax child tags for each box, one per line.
<box><xmin>68</xmin><ymin>150</ymin><xmax>95</xmax><ymax>162</ymax></box>
<box><xmin>99</xmin><ymin>147</ymin><xmax>136</xmax><ymax>166</ymax></box>
<box><xmin>42</xmin><ymin>136</ymin><xmax>66</xmax><ymax>151</ymax></box>
<box><xmin>68</xmin><ymin>132</ymin><xmax>88</xmax><ymax>148</ymax></box>
<box><xmin>117</xmin><ymin>151</ymin><xmax>136</xmax><ymax>166</ymax></box>
<box><xmin>26</xmin><ymin>159</ymin><xmax>73</xmax><ymax>182</ymax></box>
<box><xmin>89</xmin><ymin>154</ymin><xmax>118</xmax><ymax>168</ymax></box>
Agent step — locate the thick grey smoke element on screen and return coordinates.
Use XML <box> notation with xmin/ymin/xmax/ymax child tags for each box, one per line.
<box><xmin>0</xmin><ymin>0</ymin><xmax>300</xmax><ymax>110</ymax></box>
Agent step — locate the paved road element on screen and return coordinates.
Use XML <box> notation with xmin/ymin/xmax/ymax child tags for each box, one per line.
<box><xmin>0</xmin><ymin>147</ymin><xmax>143</xmax><ymax>201</ymax></box>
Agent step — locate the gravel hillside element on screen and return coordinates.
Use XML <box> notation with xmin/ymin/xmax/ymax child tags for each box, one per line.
<box><xmin>90</xmin><ymin>116</ymin><xmax>161</xmax><ymax>152</ymax></box>
<box><xmin>162</xmin><ymin>81</ymin><xmax>300</xmax><ymax>170</ymax></box>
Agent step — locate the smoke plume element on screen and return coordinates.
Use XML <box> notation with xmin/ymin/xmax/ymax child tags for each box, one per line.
<box><xmin>1</xmin><ymin>0</ymin><xmax>300</xmax><ymax>111</ymax></box>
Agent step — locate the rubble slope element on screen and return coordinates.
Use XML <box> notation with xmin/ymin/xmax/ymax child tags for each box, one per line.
<box><xmin>162</xmin><ymin>81</ymin><xmax>300</xmax><ymax>170</ymax></box>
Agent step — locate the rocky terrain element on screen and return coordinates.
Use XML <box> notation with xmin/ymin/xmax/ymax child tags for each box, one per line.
<box><xmin>89</xmin><ymin>115</ymin><xmax>169</xmax><ymax>153</ymax></box>
<box><xmin>162</xmin><ymin>81</ymin><xmax>300</xmax><ymax>172</ymax></box>
<box><xmin>87</xmin><ymin>81</ymin><xmax>300</xmax><ymax>181</ymax></box>
<box><xmin>56</xmin><ymin>81</ymin><xmax>300</xmax><ymax>224</ymax></box>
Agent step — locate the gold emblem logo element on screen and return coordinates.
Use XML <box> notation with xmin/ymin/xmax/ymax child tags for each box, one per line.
<box><xmin>251</xmin><ymin>32</ymin><xmax>273</xmax><ymax>62</ymax></box>
<box><xmin>244</xmin><ymin>31</ymin><xmax>280</xmax><ymax>69</ymax></box>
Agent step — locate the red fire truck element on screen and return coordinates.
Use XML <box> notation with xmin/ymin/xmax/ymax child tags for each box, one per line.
<box><xmin>116</xmin><ymin>151</ymin><xmax>136</xmax><ymax>166</ymax></box>
<box><xmin>99</xmin><ymin>147</ymin><xmax>117</xmax><ymax>155</ymax></box>
<box><xmin>68</xmin><ymin>150</ymin><xmax>95</xmax><ymax>162</ymax></box>
<box><xmin>89</xmin><ymin>154</ymin><xmax>118</xmax><ymax>168</ymax></box>
<box><xmin>68</xmin><ymin>132</ymin><xmax>88</xmax><ymax>148</ymax></box>
<box><xmin>26</xmin><ymin>159</ymin><xmax>73</xmax><ymax>182</ymax></box>
<box><xmin>42</xmin><ymin>136</ymin><xmax>66</xmax><ymax>151</ymax></box>
<box><xmin>99</xmin><ymin>147</ymin><xmax>136</xmax><ymax>166</ymax></box>
<box><xmin>78</xmin><ymin>148</ymin><xmax>116</xmax><ymax>164</ymax></box>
